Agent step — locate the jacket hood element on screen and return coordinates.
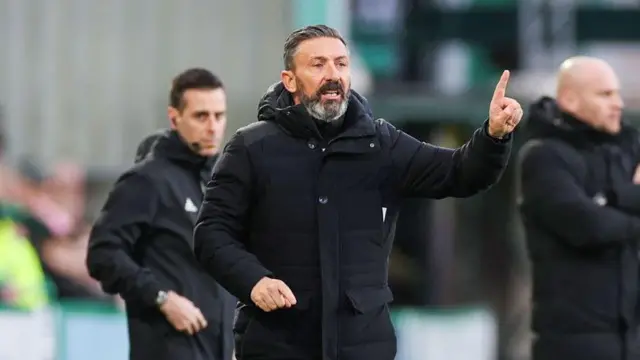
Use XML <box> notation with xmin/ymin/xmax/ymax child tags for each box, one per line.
<box><xmin>523</xmin><ymin>96</ymin><xmax>634</xmax><ymax>147</ymax></box>
<box><xmin>256</xmin><ymin>82</ymin><xmax>375</xmax><ymax>140</ymax></box>
<box><xmin>134</xmin><ymin>129</ymin><xmax>164</xmax><ymax>163</ymax></box>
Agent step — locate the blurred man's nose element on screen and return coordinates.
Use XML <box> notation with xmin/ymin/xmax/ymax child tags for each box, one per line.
<box><xmin>616</xmin><ymin>95</ymin><xmax>624</xmax><ymax>109</ymax></box>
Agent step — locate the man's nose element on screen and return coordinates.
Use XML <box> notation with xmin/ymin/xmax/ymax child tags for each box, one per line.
<box><xmin>206</xmin><ymin>118</ymin><xmax>218</xmax><ymax>133</ymax></box>
<box><xmin>325</xmin><ymin>63</ymin><xmax>339</xmax><ymax>80</ymax></box>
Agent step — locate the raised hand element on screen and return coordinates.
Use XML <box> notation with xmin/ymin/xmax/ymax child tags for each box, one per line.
<box><xmin>488</xmin><ymin>70</ymin><xmax>523</xmax><ymax>138</ymax></box>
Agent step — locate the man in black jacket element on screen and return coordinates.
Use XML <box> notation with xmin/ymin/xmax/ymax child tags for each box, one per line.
<box><xmin>86</xmin><ymin>68</ymin><xmax>234</xmax><ymax>360</ymax></box>
<box><xmin>194</xmin><ymin>25</ymin><xmax>521</xmax><ymax>360</ymax></box>
<box><xmin>518</xmin><ymin>56</ymin><xmax>640</xmax><ymax>360</ymax></box>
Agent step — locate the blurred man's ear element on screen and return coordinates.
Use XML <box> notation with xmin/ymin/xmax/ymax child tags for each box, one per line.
<box><xmin>562</xmin><ymin>91</ymin><xmax>580</xmax><ymax>114</ymax></box>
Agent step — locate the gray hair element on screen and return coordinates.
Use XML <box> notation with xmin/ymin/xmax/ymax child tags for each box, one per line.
<box><xmin>283</xmin><ymin>25</ymin><xmax>347</xmax><ymax>70</ymax></box>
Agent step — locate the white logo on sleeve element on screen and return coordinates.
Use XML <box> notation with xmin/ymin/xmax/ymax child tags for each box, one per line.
<box><xmin>184</xmin><ymin>198</ymin><xmax>198</xmax><ymax>213</ymax></box>
<box><xmin>382</xmin><ymin>207</ymin><xmax>387</xmax><ymax>222</ymax></box>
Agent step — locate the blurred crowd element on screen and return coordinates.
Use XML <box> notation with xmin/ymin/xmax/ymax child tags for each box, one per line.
<box><xmin>0</xmin><ymin>130</ymin><xmax>118</xmax><ymax>310</ymax></box>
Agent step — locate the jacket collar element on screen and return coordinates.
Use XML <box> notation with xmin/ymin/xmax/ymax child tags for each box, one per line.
<box><xmin>141</xmin><ymin>129</ymin><xmax>217</xmax><ymax>183</ymax></box>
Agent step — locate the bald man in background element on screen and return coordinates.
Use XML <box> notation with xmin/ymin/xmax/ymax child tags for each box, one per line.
<box><xmin>518</xmin><ymin>57</ymin><xmax>640</xmax><ymax>360</ymax></box>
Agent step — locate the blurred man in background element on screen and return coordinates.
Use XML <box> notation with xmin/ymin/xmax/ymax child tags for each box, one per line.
<box><xmin>86</xmin><ymin>68</ymin><xmax>234</xmax><ymax>360</ymax></box>
<box><xmin>0</xmin><ymin>119</ymin><xmax>48</xmax><ymax>309</ymax></box>
<box><xmin>518</xmin><ymin>56</ymin><xmax>640</xmax><ymax>360</ymax></box>
<box><xmin>0</xmin><ymin>115</ymin><xmax>104</xmax><ymax>308</ymax></box>
<box><xmin>194</xmin><ymin>24</ymin><xmax>520</xmax><ymax>360</ymax></box>
<box><xmin>0</xmin><ymin>201</ymin><xmax>50</xmax><ymax>310</ymax></box>
<box><xmin>14</xmin><ymin>159</ymin><xmax>110</xmax><ymax>302</ymax></box>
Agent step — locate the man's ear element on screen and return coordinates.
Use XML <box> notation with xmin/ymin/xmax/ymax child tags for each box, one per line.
<box><xmin>281</xmin><ymin>70</ymin><xmax>297</xmax><ymax>93</ymax></box>
<box><xmin>167</xmin><ymin>107</ymin><xmax>179</xmax><ymax>129</ymax></box>
<box><xmin>560</xmin><ymin>91</ymin><xmax>579</xmax><ymax>114</ymax></box>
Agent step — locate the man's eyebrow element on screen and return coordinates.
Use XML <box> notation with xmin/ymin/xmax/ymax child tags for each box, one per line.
<box><xmin>309</xmin><ymin>55</ymin><xmax>348</xmax><ymax>61</ymax></box>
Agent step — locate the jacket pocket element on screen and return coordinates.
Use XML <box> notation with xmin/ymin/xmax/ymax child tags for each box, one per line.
<box><xmin>234</xmin><ymin>293</ymin><xmax>317</xmax><ymax>358</ymax></box>
<box><xmin>342</xmin><ymin>286</ymin><xmax>396</xmax><ymax>348</ymax></box>
<box><xmin>346</xmin><ymin>286</ymin><xmax>394</xmax><ymax>314</ymax></box>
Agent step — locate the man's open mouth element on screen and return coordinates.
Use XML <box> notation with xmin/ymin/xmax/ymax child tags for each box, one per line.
<box><xmin>320</xmin><ymin>90</ymin><xmax>342</xmax><ymax>101</ymax></box>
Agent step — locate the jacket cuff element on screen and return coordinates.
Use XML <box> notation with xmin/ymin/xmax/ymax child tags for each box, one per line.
<box><xmin>605</xmin><ymin>189</ymin><xmax>619</xmax><ymax>207</ymax></box>
<box><xmin>482</xmin><ymin>119</ymin><xmax>512</xmax><ymax>143</ymax></box>
<box><xmin>236</xmin><ymin>265</ymin><xmax>273</xmax><ymax>305</ymax></box>
<box><xmin>141</xmin><ymin>279</ymin><xmax>165</xmax><ymax>308</ymax></box>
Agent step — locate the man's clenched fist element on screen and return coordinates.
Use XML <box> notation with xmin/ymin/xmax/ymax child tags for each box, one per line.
<box><xmin>251</xmin><ymin>277</ymin><xmax>297</xmax><ymax>312</ymax></box>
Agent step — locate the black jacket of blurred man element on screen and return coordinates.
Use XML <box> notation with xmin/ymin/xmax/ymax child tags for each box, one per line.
<box><xmin>86</xmin><ymin>68</ymin><xmax>234</xmax><ymax>360</ymax></box>
<box><xmin>518</xmin><ymin>57</ymin><xmax>640</xmax><ymax>360</ymax></box>
<box><xmin>193</xmin><ymin>25</ymin><xmax>521</xmax><ymax>360</ymax></box>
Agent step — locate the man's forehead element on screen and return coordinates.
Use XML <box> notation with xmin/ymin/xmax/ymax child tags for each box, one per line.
<box><xmin>182</xmin><ymin>88</ymin><xmax>226</xmax><ymax>111</ymax></box>
<box><xmin>583</xmin><ymin>68</ymin><xmax>620</xmax><ymax>92</ymax></box>
<box><xmin>296</xmin><ymin>37</ymin><xmax>349</xmax><ymax>60</ymax></box>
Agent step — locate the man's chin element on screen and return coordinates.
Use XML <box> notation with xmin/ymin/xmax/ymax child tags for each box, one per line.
<box><xmin>198</xmin><ymin>146</ymin><xmax>217</xmax><ymax>157</ymax></box>
<box><xmin>601</xmin><ymin>123</ymin><xmax>621</xmax><ymax>135</ymax></box>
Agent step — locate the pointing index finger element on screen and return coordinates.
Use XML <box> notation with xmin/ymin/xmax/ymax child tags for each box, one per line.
<box><xmin>492</xmin><ymin>70</ymin><xmax>510</xmax><ymax>102</ymax></box>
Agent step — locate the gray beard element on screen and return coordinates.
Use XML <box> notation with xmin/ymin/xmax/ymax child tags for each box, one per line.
<box><xmin>304</xmin><ymin>98</ymin><xmax>349</xmax><ymax>123</ymax></box>
<box><xmin>299</xmin><ymin>89</ymin><xmax>350</xmax><ymax>123</ymax></box>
